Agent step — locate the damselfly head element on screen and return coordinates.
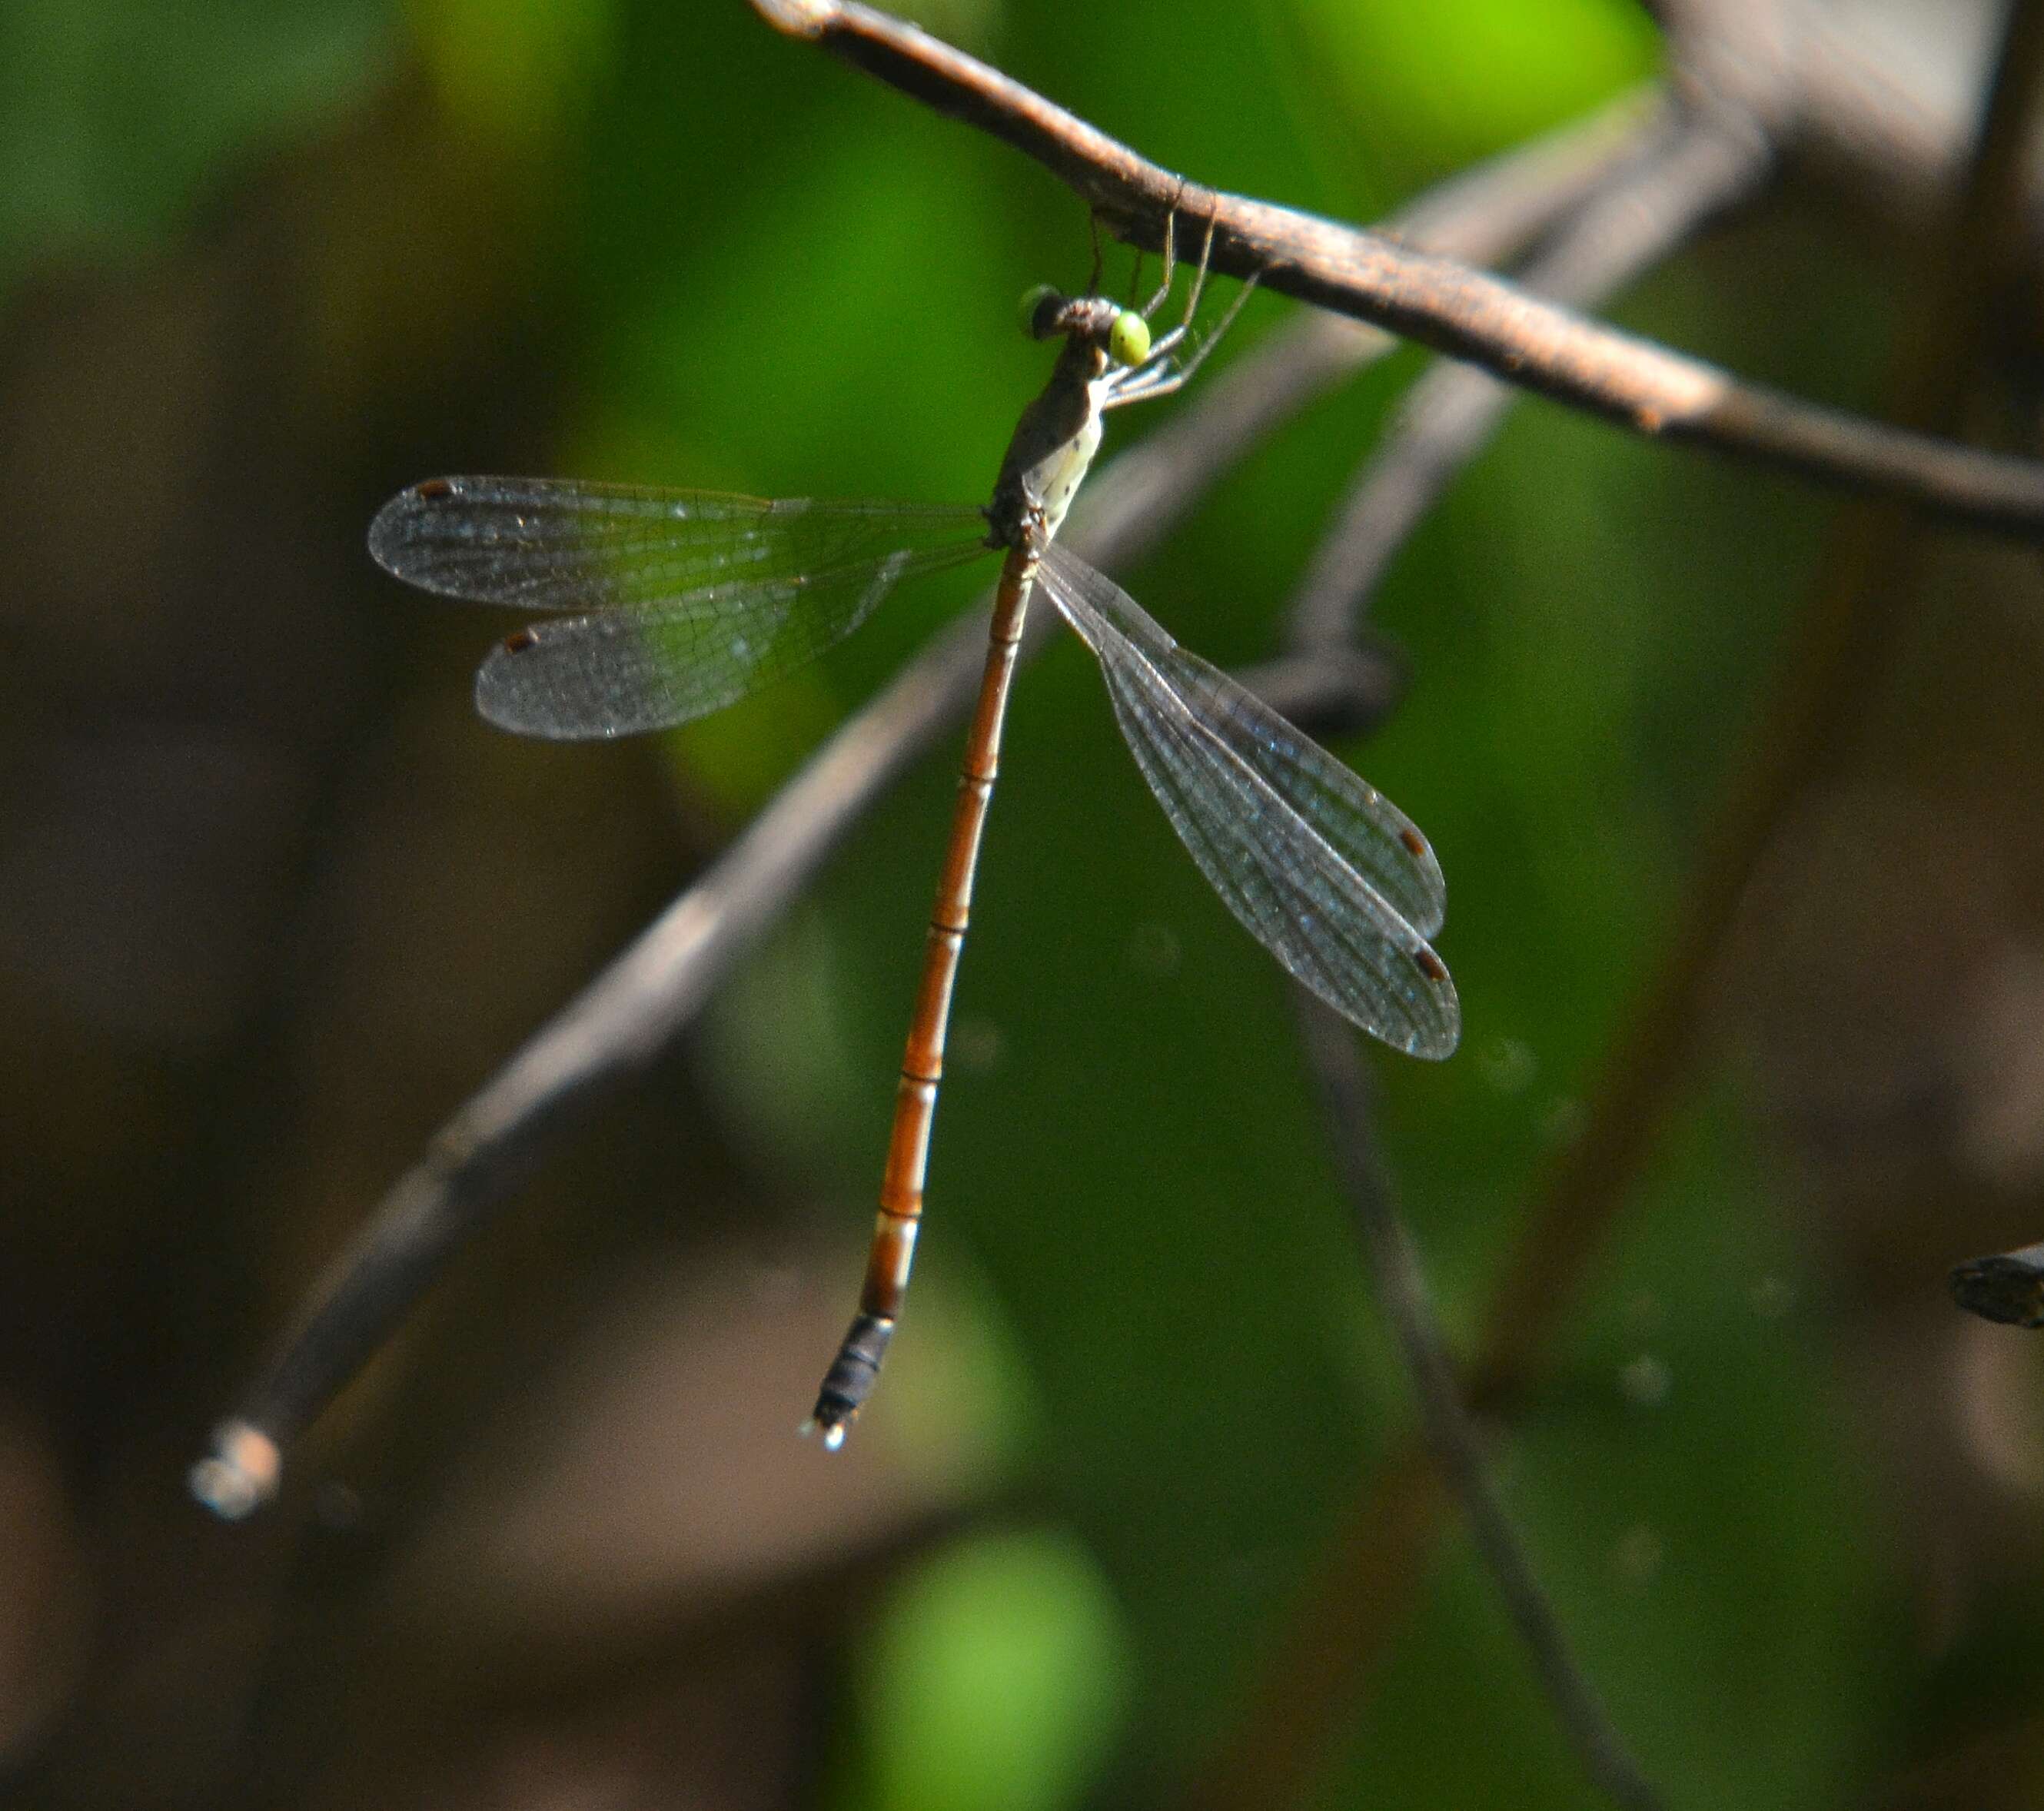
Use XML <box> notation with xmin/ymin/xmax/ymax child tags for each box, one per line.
<box><xmin>1018</xmin><ymin>286</ymin><xmax>1151</xmax><ymax>367</ymax></box>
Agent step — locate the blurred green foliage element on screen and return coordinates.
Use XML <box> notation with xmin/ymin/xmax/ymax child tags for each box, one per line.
<box><xmin>855</xmin><ymin>1527</ymin><xmax>1131</xmax><ymax>1811</ymax></box>
<box><xmin>0</xmin><ymin>0</ymin><xmax>391</xmax><ymax>290</ymax></box>
<box><xmin>3</xmin><ymin>0</ymin><xmax>1937</xmax><ymax>1805</ymax></box>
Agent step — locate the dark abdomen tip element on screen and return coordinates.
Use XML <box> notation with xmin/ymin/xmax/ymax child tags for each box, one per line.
<box><xmin>806</xmin><ymin>1314</ymin><xmax>895</xmax><ymax>1447</ymax></box>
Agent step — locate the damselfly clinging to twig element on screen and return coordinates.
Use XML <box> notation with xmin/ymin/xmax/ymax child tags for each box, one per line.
<box><xmin>197</xmin><ymin>220</ymin><xmax>1459</xmax><ymax>1495</ymax></box>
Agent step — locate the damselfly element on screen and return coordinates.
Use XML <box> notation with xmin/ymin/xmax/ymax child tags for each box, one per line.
<box><xmin>365</xmin><ymin>231</ymin><xmax>1460</xmax><ymax>1447</ymax></box>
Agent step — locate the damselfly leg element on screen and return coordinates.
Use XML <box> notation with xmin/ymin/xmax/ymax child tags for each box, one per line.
<box><xmin>1102</xmin><ymin>213</ymin><xmax>1263</xmax><ymax>410</ymax></box>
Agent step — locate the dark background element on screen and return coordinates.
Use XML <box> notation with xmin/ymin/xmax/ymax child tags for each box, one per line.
<box><xmin>5</xmin><ymin>0</ymin><xmax>2044</xmax><ymax>1806</ymax></box>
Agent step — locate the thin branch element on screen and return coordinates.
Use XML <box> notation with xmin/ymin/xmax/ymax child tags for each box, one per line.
<box><xmin>1473</xmin><ymin>0</ymin><xmax>2044</xmax><ymax>1417</ymax></box>
<box><xmin>752</xmin><ymin>0</ymin><xmax>2044</xmax><ymax>539</ymax></box>
<box><xmin>1290</xmin><ymin>96</ymin><xmax>1772</xmax><ymax>648</ymax></box>
<box><xmin>1291</xmin><ymin>996</ymin><xmax>1663</xmax><ymax>1811</ymax></box>
<box><xmin>191</xmin><ymin>93</ymin><xmax>1668</xmax><ymax>1515</ymax></box>
<box><xmin>1251</xmin><ymin>110</ymin><xmax>1756</xmax><ymax>1792</ymax></box>
<box><xmin>1201</xmin><ymin>109</ymin><xmax>1729</xmax><ymax>1811</ymax></box>
<box><xmin>1188</xmin><ymin>0</ymin><xmax>2044</xmax><ymax>1797</ymax></box>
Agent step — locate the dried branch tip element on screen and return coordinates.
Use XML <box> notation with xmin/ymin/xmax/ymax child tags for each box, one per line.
<box><xmin>749</xmin><ymin>0</ymin><xmax>837</xmax><ymax>38</ymax></box>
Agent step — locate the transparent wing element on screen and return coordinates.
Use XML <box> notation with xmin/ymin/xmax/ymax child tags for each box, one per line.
<box><xmin>369</xmin><ymin>477</ymin><xmax>989</xmax><ymax>739</ymax></box>
<box><xmin>1039</xmin><ymin>542</ymin><xmax>1459</xmax><ymax>1058</ymax></box>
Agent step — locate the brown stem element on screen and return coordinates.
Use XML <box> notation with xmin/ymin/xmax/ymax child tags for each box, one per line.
<box><xmin>753</xmin><ymin>0</ymin><xmax>2044</xmax><ymax>539</ymax></box>
<box><xmin>1291</xmin><ymin>996</ymin><xmax>1664</xmax><ymax>1811</ymax></box>
<box><xmin>1190</xmin><ymin>1</ymin><xmax>2044</xmax><ymax>1803</ymax></box>
<box><xmin>1290</xmin><ymin>97</ymin><xmax>1771</xmax><ymax>649</ymax></box>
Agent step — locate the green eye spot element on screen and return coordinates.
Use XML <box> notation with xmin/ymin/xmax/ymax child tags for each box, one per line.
<box><xmin>1108</xmin><ymin>309</ymin><xmax>1151</xmax><ymax>367</ymax></box>
<box><xmin>1017</xmin><ymin>284</ymin><xmax>1059</xmax><ymax>338</ymax></box>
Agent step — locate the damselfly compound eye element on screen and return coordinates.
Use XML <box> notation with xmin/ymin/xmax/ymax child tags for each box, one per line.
<box><xmin>1017</xmin><ymin>283</ymin><xmax>1061</xmax><ymax>339</ymax></box>
<box><xmin>1108</xmin><ymin>307</ymin><xmax>1151</xmax><ymax>367</ymax></box>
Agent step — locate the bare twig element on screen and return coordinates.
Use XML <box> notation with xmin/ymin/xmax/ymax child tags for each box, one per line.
<box><xmin>1186</xmin><ymin>0</ymin><xmax>2044</xmax><ymax>1798</ymax></box>
<box><xmin>191</xmin><ymin>96</ymin><xmax>1666</xmax><ymax>1514</ymax></box>
<box><xmin>1202</xmin><ymin>106</ymin><xmax>1735</xmax><ymax>1811</ymax></box>
<box><xmin>751</xmin><ymin>0</ymin><xmax>2044</xmax><ymax>539</ymax></box>
<box><xmin>1290</xmin><ymin>97</ymin><xmax>1773</xmax><ymax>648</ymax></box>
<box><xmin>1473</xmin><ymin>0</ymin><xmax>2044</xmax><ymax>1416</ymax></box>
<box><xmin>1253</xmin><ymin>110</ymin><xmax>1763</xmax><ymax>1783</ymax></box>
<box><xmin>1291</xmin><ymin>998</ymin><xmax>1663</xmax><ymax>1811</ymax></box>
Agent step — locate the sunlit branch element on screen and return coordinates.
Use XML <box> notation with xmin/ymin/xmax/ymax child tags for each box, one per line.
<box><xmin>753</xmin><ymin>0</ymin><xmax>2044</xmax><ymax>539</ymax></box>
<box><xmin>1290</xmin><ymin>98</ymin><xmax>1772</xmax><ymax>648</ymax></box>
<box><xmin>1185</xmin><ymin>1</ymin><xmax>2044</xmax><ymax>1801</ymax></box>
